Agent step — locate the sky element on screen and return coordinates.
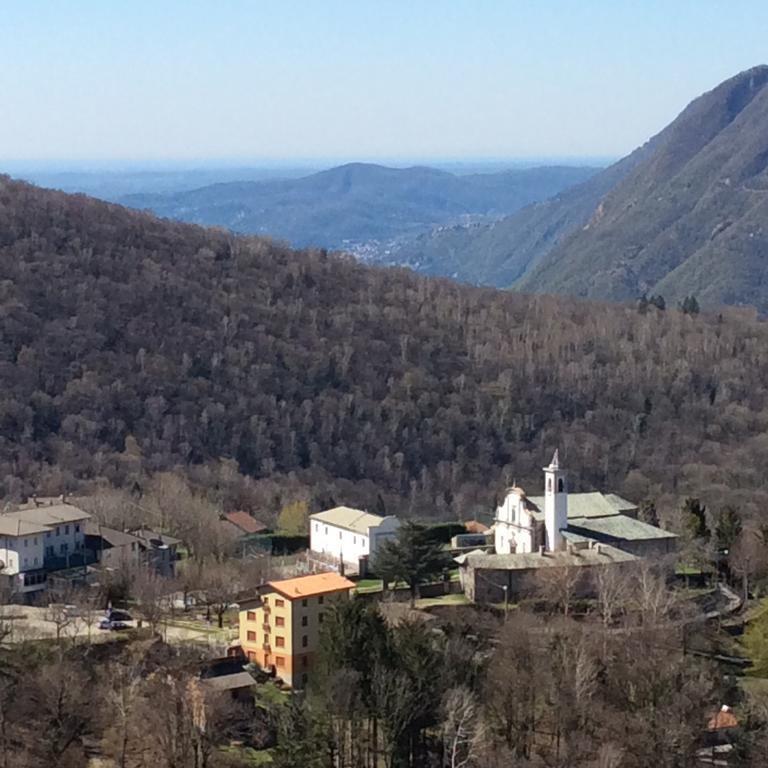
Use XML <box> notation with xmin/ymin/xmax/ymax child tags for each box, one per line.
<box><xmin>2</xmin><ymin>0</ymin><xmax>768</xmax><ymax>167</ymax></box>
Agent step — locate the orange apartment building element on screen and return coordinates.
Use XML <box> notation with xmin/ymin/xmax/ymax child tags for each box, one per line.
<box><xmin>238</xmin><ymin>572</ymin><xmax>355</xmax><ymax>688</ymax></box>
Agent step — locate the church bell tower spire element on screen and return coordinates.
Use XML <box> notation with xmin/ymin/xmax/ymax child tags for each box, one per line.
<box><xmin>543</xmin><ymin>450</ymin><xmax>567</xmax><ymax>551</ymax></box>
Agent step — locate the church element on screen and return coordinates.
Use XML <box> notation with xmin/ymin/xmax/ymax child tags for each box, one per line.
<box><xmin>457</xmin><ymin>451</ymin><xmax>678</xmax><ymax>603</ymax></box>
<box><xmin>493</xmin><ymin>450</ymin><xmax>676</xmax><ymax>558</ymax></box>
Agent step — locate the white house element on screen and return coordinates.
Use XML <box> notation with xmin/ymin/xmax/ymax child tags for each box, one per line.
<box><xmin>309</xmin><ymin>506</ymin><xmax>400</xmax><ymax>570</ymax></box>
<box><xmin>0</xmin><ymin>501</ymin><xmax>92</xmax><ymax>597</ymax></box>
<box><xmin>0</xmin><ymin>517</ymin><xmax>49</xmax><ymax>596</ymax></box>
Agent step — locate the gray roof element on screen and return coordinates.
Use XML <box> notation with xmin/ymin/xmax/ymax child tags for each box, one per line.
<box><xmin>310</xmin><ymin>506</ymin><xmax>393</xmax><ymax>535</ymax></box>
<box><xmin>200</xmin><ymin>671</ymin><xmax>257</xmax><ymax>691</ymax></box>
<box><xmin>85</xmin><ymin>522</ymin><xmax>141</xmax><ymax>549</ymax></box>
<box><xmin>130</xmin><ymin>528</ymin><xmax>181</xmax><ymax>547</ymax></box>
<box><xmin>567</xmin><ymin>514</ymin><xmax>678</xmax><ymax>542</ymax></box>
<box><xmin>3</xmin><ymin>503</ymin><xmax>91</xmax><ymax>527</ymax></box>
<box><xmin>526</xmin><ymin>492</ymin><xmax>638</xmax><ymax>520</ymax></box>
<box><xmin>0</xmin><ymin>518</ymin><xmax>50</xmax><ymax>537</ymax></box>
<box><xmin>462</xmin><ymin>543</ymin><xmax>637</xmax><ymax>571</ymax></box>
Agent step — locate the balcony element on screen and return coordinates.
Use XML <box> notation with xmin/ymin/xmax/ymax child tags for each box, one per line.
<box><xmin>262</xmin><ymin>605</ymin><xmax>271</xmax><ymax>615</ymax></box>
<box><xmin>262</xmin><ymin>623</ymin><xmax>271</xmax><ymax>632</ymax></box>
<box><xmin>262</xmin><ymin>643</ymin><xmax>271</xmax><ymax>651</ymax></box>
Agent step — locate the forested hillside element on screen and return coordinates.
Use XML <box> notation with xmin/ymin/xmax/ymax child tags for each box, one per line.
<box><xmin>518</xmin><ymin>65</ymin><xmax>768</xmax><ymax>308</ymax></box>
<box><xmin>375</xmin><ymin>146</ymin><xmax>650</xmax><ymax>286</ymax></box>
<box><xmin>120</xmin><ymin>162</ymin><xmax>596</xmax><ymax>250</ymax></box>
<box><xmin>389</xmin><ymin>66</ymin><xmax>768</xmax><ymax>313</ymax></box>
<box><xmin>2</xmin><ymin>175</ymin><xmax>768</xmax><ymax>527</ymax></box>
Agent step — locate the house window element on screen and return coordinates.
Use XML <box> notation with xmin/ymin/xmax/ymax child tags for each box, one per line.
<box><xmin>60</xmin><ymin>543</ymin><xmax>68</xmax><ymax>555</ymax></box>
<box><xmin>339</xmin><ymin>531</ymin><xmax>342</xmax><ymax>539</ymax></box>
<box><xmin>302</xmin><ymin>656</ymin><xmax>309</xmax><ymax>668</ymax></box>
<box><xmin>275</xmin><ymin>616</ymin><xmax>285</xmax><ymax>627</ymax></box>
<box><xmin>75</xmin><ymin>524</ymin><xmax>80</xmax><ymax>533</ymax></box>
<box><xmin>302</xmin><ymin>598</ymin><xmax>307</xmax><ymax>607</ymax></box>
<box><xmin>353</xmin><ymin>536</ymin><xmax>356</xmax><ymax>545</ymax></box>
<box><xmin>263</xmin><ymin>597</ymin><xmax>268</xmax><ymax>605</ymax></box>
<box><xmin>302</xmin><ymin>635</ymin><xmax>308</xmax><ymax>647</ymax></box>
<box><xmin>275</xmin><ymin>599</ymin><xmax>284</xmax><ymax>608</ymax></box>
<box><xmin>275</xmin><ymin>657</ymin><xmax>285</xmax><ymax>668</ymax></box>
<box><xmin>247</xmin><ymin>631</ymin><xmax>256</xmax><ymax>642</ymax></box>
<box><xmin>319</xmin><ymin>613</ymin><xmax>324</xmax><ymax>624</ymax></box>
<box><xmin>33</xmin><ymin>557</ymin><xmax>38</xmax><ymax>566</ymax></box>
<box><xmin>547</xmin><ymin>478</ymin><xmax>552</xmax><ymax>493</ymax></box>
<box><xmin>33</xmin><ymin>537</ymin><xmax>37</xmax><ymax>545</ymax></box>
<box><xmin>55</xmin><ymin>526</ymin><xmax>60</xmax><ymax>535</ymax></box>
<box><xmin>65</xmin><ymin>525</ymin><xmax>70</xmax><ymax>535</ymax></box>
<box><xmin>324</xmin><ymin>526</ymin><xmax>328</xmax><ymax>535</ymax></box>
<box><xmin>23</xmin><ymin>558</ymin><xmax>28</xmax><ymax>568</ymax></box>
<box><xmin>24</xmin><ymin>539</ymin><xmax>28</xmax><ymax>548</ymax></box>
<box><xmin>46</xmin><ymin>531</ymin><xmax>51</xmax><ymax>539</ymax></box>
<box><xmin>247</xmin><ymin>611</ymin><xmax>256</xmax><ymax>621</ymax></box>
<box><xmin>301</xmin><ymin>615</ymin><xmax>308</xmax><ymax>627</ymax></box>
<box><xmin>275</xmin><ymin>636</ymin><xmax>285</xmax><ymax>647</ymax></box>
<box><xmin>318</xmin><ymin>595</ymin><xmax>324</xmax><ymax>605</ymax></box>
<box><xmin>558</xmin><ymin>478</ymin><xmax>565</xmax><ymax>493</ymax></box>
<box><xmin>301</xmin><ymin>673</ymin><xmax>308</xmax><ymax>685</ymax></box>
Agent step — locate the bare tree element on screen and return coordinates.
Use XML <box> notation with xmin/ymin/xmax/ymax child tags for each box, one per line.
<box><xmin>21</xmin><ymin>659</ymin><xmax>96</xmax><ymax>767</ymax></box>
<box><xmin>529</xmin><ymin>564</ymin><xmax>584</xmax><ymax>616</ymax></box>
<box><xmin>633</xmin><ymin>560</ymin><xmax>677</xmax><ymax>626</ymax></box>
<box><xmin>442</xmin><ymin>686</ymin><xmax>484</xmax><ymax>768</ymax></box>
<box><xmin>132</xmin><ymin>567</ymin><xmax>168</xmax><ymax>636</ymax></box>
<box><xmin>594</xmin><ymin>562</ymin><xmax>634</xmax><ymax>628</ymax></box>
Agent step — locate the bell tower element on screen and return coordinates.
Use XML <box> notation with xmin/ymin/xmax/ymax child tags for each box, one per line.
<box><xmin>543</xmin><ymin>449</ymin><xmax>568</xmax><ymax>551</ymax></box>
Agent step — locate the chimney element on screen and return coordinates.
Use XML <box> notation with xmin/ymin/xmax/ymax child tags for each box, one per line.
<box><xmin>538</xmin><ymin>545</ymin><xmax>545</xmax><ymax>556</ymax></box>
<box><xmin>595</xmin><ymin>543</ymin><xmax>602</xmax><ymax>555</ymax></box>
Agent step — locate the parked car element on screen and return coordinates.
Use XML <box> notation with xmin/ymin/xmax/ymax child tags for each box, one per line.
<box><xmin>98</xmin><ymin>618</ymin><xmax>130</xmax><ymax>631</ymax></box>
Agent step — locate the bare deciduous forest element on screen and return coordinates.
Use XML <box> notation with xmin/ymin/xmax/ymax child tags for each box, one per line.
<box><xmin>0</xmin><ymin>176</ymin><xmax>766</xmax><ymax>531</ymax></box>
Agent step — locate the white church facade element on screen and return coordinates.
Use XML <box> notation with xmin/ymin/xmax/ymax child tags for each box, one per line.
<box><xmin>495</xmin><ymin>450</ymin><xmax>569</xmax><ymax>555</ymax></box>
<box><xmin>459</xmin><ymin>450</ymin><xmax>679</xmax><ymax>603</ymax></box>
<box><xmin>493</xmin><ymin>450</ymin><xmax>677</xmax><ymax>559</ymax></box>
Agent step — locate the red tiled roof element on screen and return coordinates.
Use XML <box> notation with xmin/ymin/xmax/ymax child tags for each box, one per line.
<box><xmin>266</xmin><ymin>572</ymin><xmax>355</xmax><ymax>600</ymax></box>
<box><xmin>465</xmin><ymin>520</ymin><xmax>489</xmax><ymax>534</ymax></box>
<box><xmin>707</xmin><ymin>707</ymin><xmax>738</xmax><ymax>730</ymax></box>
<box><xmin>224</xmin><ymin>511</ymin><xmax>267</xmax><ymax>535</ymax></box>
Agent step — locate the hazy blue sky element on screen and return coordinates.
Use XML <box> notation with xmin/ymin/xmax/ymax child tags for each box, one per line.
<box><xmin>2</xmin><ymin>1</ymin><xmax>767</xmax><ymax>165</ymax></box>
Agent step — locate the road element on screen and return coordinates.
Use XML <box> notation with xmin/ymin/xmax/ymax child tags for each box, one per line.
<box><xmin>0</xmin><ymin>605</ymin><xmax>236</xmax><ymax>649</ymax></box>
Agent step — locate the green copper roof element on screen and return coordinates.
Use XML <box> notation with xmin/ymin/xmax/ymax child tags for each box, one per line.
<box><xmin>567</xmin><ymin>514</ymin><xmax>678</xmax><ymax>541</ymax></box>
<box><xmin>526</xmin><ymin>491</ymin><xmax>638</xmax><ymax>520</ymax></box>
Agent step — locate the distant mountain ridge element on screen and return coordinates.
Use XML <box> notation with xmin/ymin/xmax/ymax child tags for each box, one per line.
<box><xmin>518</xmin><ymin>65</ymin><xmax>768</xmax><ymax>308</ymax></box>
<box><xmin>119</xmin><ymin>161</ymin><xmax>598</xmax><ymax>250</ymax></box>
<box><xmin>387</xmin><ymin>66</ymin><xmax>768</xmax><ymax>311</ymax></box>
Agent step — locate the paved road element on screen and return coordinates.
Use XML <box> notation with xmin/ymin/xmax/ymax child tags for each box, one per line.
<box><xmin>0</xmin><ymin>605</ymin><xmax>235</xmax><ymax>648</ymax></box>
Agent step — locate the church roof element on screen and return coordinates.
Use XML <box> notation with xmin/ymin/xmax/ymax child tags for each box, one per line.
<box><xmin>526</xmin><ymin>492</ymin><xmax>638</xmax><ymax>520</ymax></box>
<box><xmin>461</xmin><ymin>543</ymin><xmax>636</xmax><ymax>571</ymax></box>
<box><xmin>567</xmin><ymin>514</ymin><xmax>678</xmax><ymax>542</ymax></box>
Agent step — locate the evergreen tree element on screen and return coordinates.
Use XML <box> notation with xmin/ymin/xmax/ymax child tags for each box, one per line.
<box><xmin>682</xmin><ymin>497</ymin><xmax>709</xmax><ymax>540</ymax></box>
<box><xmin>375</xmin><ymin>522</ymin><xmax>449</xmax><ymax>607</ymax></box>
<box><xmin>714</xmin><ymin>505</ymin><xmax>742</xmax><ymax>552</ymax></box>
<box><xmin>680</xmin><ymin>295</ymin><xmax>700</xmax><ymax>315</ymax></box>
<box><xmin>638</xmin><ymin>499</ymin><xmax>660</xmax><ymax>527</ymax></box>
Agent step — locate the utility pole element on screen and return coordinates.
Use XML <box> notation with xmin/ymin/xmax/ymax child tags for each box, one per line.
<box><xmin>502</xmin><ymin>585</ymin><xmax>509</xmax><ymax>622</ymax></box>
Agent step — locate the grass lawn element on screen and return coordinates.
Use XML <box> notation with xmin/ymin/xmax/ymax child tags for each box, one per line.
<box><xmin>218</xmin><ymin>746</ymin><xmax>273</xmax><ymax>765</ymax></box>
<box><xmin>355</xmin><ymin>578</ymin><xmax>384</xmax><ymax>593</ymax></box>
<box><xmin>415</xmin><ymin>594</ymin><xmax>470</xmax><ymax>608</ymax></box>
